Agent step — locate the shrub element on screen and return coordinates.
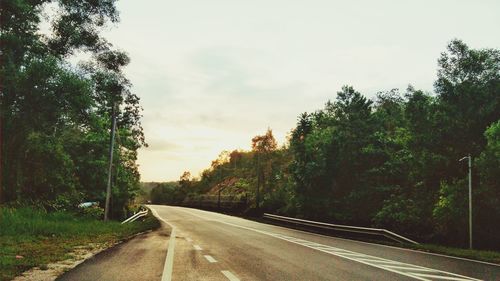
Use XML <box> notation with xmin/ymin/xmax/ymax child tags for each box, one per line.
<box><xmin>79</xmin><ymin>206</ymin><xmax>105</xmax><ymax>220</ymax></box>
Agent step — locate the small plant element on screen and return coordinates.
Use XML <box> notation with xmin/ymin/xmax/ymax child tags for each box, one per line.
<box><xmin>79</xmin><ymin>206</ymin><xmax>104</xmax><ymax>220</ymax></box>
<box><xmin>0</xmin><ymin>207</ymin><xmax>160</xmax><ymax>280</ymax></box>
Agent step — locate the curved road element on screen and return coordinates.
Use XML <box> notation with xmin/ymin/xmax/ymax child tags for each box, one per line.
<box><xmin>57</xmin><ymin>205</ymin><xmax>500</xmax><ymax>281</ymax></box>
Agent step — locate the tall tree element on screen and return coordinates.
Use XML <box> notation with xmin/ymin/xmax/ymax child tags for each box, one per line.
<box><xmin>251</xmin><ymin>129</ymin><xmax>278</xmax><ymax>209</ymax></box>
<box><xmin>0</xmin><ymin>1</ymin><xmax>145</xmax><ymax>218</ymax></box>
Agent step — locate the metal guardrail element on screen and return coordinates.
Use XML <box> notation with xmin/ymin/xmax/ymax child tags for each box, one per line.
<box><xmin>263</xmin><ymin>213</ymin><xmax>419</xmax><ymax>245</ymax></box>
<box><xmin>121</xmin><ymin>209</ymin><xmax>148</xmax><ymax>224</ymax></box>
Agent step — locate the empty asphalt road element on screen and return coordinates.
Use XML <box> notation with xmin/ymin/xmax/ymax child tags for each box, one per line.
<box><xmin>58</xmin><ymin>205</ymin><xmax>500</xmax><ymax>280</ymax></box>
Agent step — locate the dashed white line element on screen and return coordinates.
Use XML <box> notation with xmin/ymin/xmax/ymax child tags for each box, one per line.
<box><xmin>186</xmin><ymin>237</ymin><xmax>193</xmax><ymax>242</ymax></box>
<box><xmin>204</xmin><ymin>255</ymin><xmax>218</xmax><ymax>263</ymax></box>
<box><xmin>177</xmin><ymin>208</ymin><xmax>481</xmax><ymax>281</ymax></box>
<box><xmin>221</xmin><ymin>270</ymin><xmax>240</xmax><ymax>281</ymax></box>
<box><xmin>193</xmin><ymin>244</ymin><xmax>203</xmax><ymax>251</ymax></box>
<box><xmin>178</xmin><ymin>206</ymin><xmax>500</xmax><ymax>269</ymax></box>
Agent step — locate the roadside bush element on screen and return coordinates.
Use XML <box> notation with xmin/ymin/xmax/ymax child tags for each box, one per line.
<box><xmin>47</xmin><ymin>192</ymin><xmax>84</xmax><ymax>212</ymax></box>
<box><xmin>79</xmin><ymin>206</ymin><xmax>104</xmax><ymax>220</ymax></box>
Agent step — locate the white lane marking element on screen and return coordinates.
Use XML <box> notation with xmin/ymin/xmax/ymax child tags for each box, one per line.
<box><xmin>272</xmin><ymin>234</ymin><xmax>481</xmax><ymax>281</ymax></box>
<box><xmin>149</xmin><ymin>207</ymin><xmax>176</xmax><ymax>281</ymax></box>
<box><xmin>221</xmin><ymin>270</ymin><xmax>240</xmax><ymax>281</ymax></box>
<box><xmin>204</xmin><ymin>255</ymin><xmax>218</xmax><ymax>263</ymax></box>
<box><xmin>186</xmin><ymin>237</ymin><xmax>193</xmax><ymax>242</ymax></box>
<box><xmin>339</xmin><ymin>252</ymin><xmax>372</xmax><ymax>258</ymax></box>
<box><xmin>356</xmin><ymin>258</ymin><xmax>401</xmax><ymax>265</ymax></box>
<box><xmin>193</xmin><ymin>244</ymin><xmax>203</xmax><ymax>251</ymax></box>
<box><xmin>383</xmin><ymin>265</ymin><xmax>437</xmax><ymax>272</ymax></box>
<box><xmin>177</xmin><ymin>208</ymin><xmax>481</xmax><ymax>281</ymax></box>
<box><xmin>161</xmin><ymin>228</ymin><xmax>176</xmax><ymax>281</ymax></box>
<box><xmin>150</xmin><ymin>207</ymin><xmax>172</xmax><ymax>226</ymax></box>
<box><xmin>177</xmin><ymin>206</ymin><xmax>500</xmax><ymax>269</ymax></box>
<box><xmin>411</xmin><ymin>273</ymin><xmax>477</xmax><ymax>281</ymax></box>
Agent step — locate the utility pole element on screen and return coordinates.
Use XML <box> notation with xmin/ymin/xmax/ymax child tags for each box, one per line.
<box><xmin>256</xmin><ymin>154</ymin><xmax>260</xmax><ymax>211</ymax></box>
<box><xmin>459</xmin><ymin>154</ymin><xmax>472</xmax><ymax>249</ymax></box>
<box><xmin>104</xmin><ymin>103</ymin><xmax>117</xmax><ymax>221</ymax></box>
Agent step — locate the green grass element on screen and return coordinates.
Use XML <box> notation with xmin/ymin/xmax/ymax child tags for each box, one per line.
<box><xmin>0</xmin><ymin>207</ymin><xmax>160</xmax><ymax>281</ymax></box>
<box><xmin>408</xmin><ymin>243</ymin><xmax>500</xmax><ymax>265</ymax></box>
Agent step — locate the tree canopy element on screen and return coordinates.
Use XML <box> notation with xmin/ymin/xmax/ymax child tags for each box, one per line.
<box><xmin>156</xmin><ymin>40</ymin><xmax>500</xmax><ymax>250</ymax></box>
<box><xmin>0</xmin><ymin>0</ymin><xmax>145</xmax><ymax>219</ymax></box>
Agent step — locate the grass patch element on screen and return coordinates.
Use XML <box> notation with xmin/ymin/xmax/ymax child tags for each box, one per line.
<box><xmin>408</xmin><ymin>243</ymin><xmax>500</xmax><ymax>265</ymax></box>
<box><xmin>0</xmin><ymin>207</ymin><xmax>160</xmax><ymax>281</ymax></box>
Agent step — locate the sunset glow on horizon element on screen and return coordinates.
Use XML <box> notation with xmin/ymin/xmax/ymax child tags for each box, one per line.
<box><xmin>102</xmin><ymin>0</ymin><xmax>500</xmax><ymax>181</ymax></box>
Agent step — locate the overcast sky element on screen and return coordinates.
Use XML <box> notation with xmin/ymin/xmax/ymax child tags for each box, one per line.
<box><xmin>102</xmin><ymin>0</ymin><xmax>500</xmax><ymax>182</ymax></box>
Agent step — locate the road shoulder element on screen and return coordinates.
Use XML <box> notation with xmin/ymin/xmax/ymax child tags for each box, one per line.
<box><xmin>55</xmin><ymin>227</ymin><xmax>171</xmax><ymax>281</ymax></box>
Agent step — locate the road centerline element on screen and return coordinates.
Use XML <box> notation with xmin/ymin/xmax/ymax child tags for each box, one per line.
<box><xmin>177</xmin><ymin>207</ymin><xmax>481</xmax><ymax>281</ymax></box>
<box><xmin>221</xmin><ymin>270</ymin><xmax>240</xmax><ymax>281</ymax></box>
<box><xmin>204</xmin><ymin>255</ymin><xmax>218</xmax><ymax>263</ymax></box>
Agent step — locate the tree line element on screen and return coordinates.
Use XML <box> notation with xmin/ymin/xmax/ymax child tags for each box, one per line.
<box><xmin>0</xmin><ymin>0</ymin><xmax>145</xmax><ymax>218</ymax></box>
<box><xmin>152</xmin><ymin>40</ymin><xmax>500</xmax><ymax>249</ymax></box>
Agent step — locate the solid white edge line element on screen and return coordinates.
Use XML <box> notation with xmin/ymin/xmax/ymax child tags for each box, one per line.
<box><xmin>221</xmin><ymin>270</ymin><xmax>240</xmax><ymax>281</ymax></box>
<box><xmin>176</xmin><ymin>206</ymin><xmax>500</xmax><ymax>268</ymax></box>
<box><xmin>147</xmin><ymin>206</ymin><xmax>176</xmax><ymax>281</ymax></box>
<box><xmin>147</xmin><ymin>205</ymin><xmax>176</xmax><ymax>228</ymax></box>
<box><xmin>382</xmin><ymin>265</ymin><xmax>437</xmax><ymax>272</ymax></box>
<box><xmin>161</xmin><ymin>228</ymin><xmax>176</xmax><ymax>281</ymax></box>
<box><xmin>204</xmin><ymin>255</ymin><xmax>218</xmax><ymax>263</ymax></box>
<box><xmin>177</xmin><ymin>207</ymin><xmax>481</xmax><ymax>281</ymax></box>
<box><xmin>411</xmin><ymin>273</ymin><xmax>475</xmax><ymax>281</ymax></box>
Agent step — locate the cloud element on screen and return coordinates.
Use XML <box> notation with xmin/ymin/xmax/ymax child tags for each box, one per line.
<box><xmin>109</xmin><ymin>0</ymin><xmax>500</xmax><ymax>181</ymax></box>
<box><xmin>145</xmin><ymin>139</ymin><xmax>183</xmax><ymax>151</ymax></box>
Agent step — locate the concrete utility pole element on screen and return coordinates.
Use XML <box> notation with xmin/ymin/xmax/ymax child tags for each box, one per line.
<box><xmin>104</xmin><ymin>104</ymin><xmax>117</xmax><ymax>221</ymax></box>
<box><xmin>459</xmin><ymin>155</ymin><xmax>472</xmax><ymax>249</ymax></box>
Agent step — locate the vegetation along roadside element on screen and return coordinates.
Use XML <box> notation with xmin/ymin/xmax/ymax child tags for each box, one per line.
<box><xmin>0</xmin><ymin>207</ymin><xmax>160</xmax><ymax>281</ymax></box>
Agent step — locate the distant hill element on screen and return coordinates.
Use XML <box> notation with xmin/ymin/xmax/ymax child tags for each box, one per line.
<box><xmin>137</xmin><ymin>182</ymin><xmax>178</xmax><ymax>203</ymax></box>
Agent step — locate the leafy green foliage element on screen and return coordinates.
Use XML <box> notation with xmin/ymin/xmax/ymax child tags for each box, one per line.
<box><xmin>79</xmin><ymin>205</ymin><xmax>105</xmax><ymax>220</ymax></box>
<box><xmin>0</xmin><ymin>0</ymin><xmax>145</xmax><ymax>219</ymax></box>
<box><xmin>150</xmin><ymin>182</ymin><xmax>183</xmax><ymax>205</ymax></box>
<box><xmin>0</xmin><ymin>207</ymin><xmax>159</xmax><ymax>281</ymax></box>
<box><xmin>157</xmin><ymin>40</ymin><xmax>500</xmax><ymax>250</ymax></box>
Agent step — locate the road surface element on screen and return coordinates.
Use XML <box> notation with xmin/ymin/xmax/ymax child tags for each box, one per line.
<box><xmin>57</xmin><ymin>205</ymin><xmax>500</xmax><ymax>281</ymax></box>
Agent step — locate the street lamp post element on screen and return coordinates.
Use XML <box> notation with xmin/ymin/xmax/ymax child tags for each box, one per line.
<box><xmin>459</xmin><ymin>154</ymin><xmax>472</xmax><ymax>249</ymax></box>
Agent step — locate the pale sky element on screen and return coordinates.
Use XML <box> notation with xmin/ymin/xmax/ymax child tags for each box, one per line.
<box><xmin>101</xmin><ymin>0</ymin><xmax>500</xmax><ymax>182</ymax></box>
